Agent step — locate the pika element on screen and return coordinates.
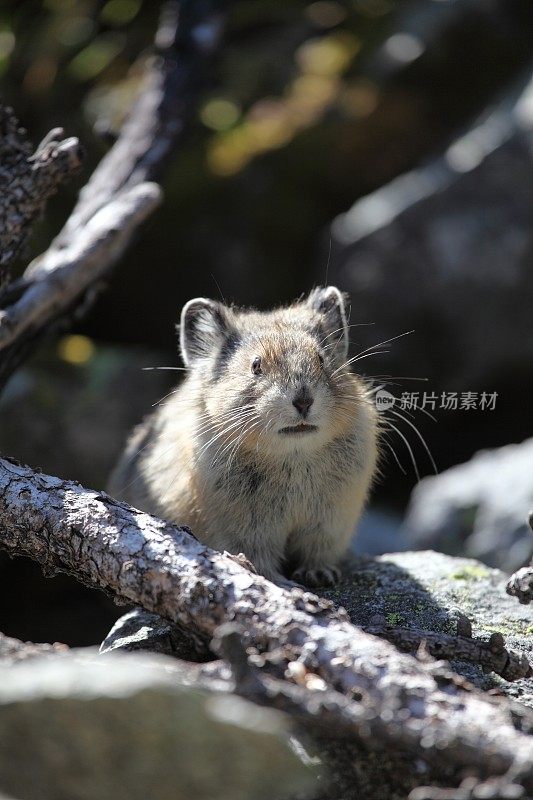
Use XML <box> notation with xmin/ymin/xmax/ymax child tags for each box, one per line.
<box><xmin>109</xmin><ymin>286</ymin><xmax>378</xmax><ymax>587</ymax></box>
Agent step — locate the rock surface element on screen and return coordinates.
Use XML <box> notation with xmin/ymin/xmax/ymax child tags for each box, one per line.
<box><xmin>326</xmin><ymin>71</ymin><xmax>533</xmax><ymax>475</ymax></box>
<box><xmin>100</xmin><ymin>608</ymin><xmax>212</xmax><ymax>661</ymax></box>
<box><xmin>0</xmin><ymin>632</ymin><xmax>68</xmax><ymax>665</ymax></box>
<box><xmin>0</xmin><ymin>650</ymin><xmax>314</xmax><ymax>800</ymax></box>
<box><xmin>328</xmin><ymin>71</ymin><xmax>533</xmax><ymax>395</ymax></box>
<box><xmin>401</xmin><ymin>439</ymin><xmax>533</xmax><ymax>572</ymax></box>
<box><xmin>324</xmin><ymin>550</ymin><xmax>533</xmax><ymax>708</ymax></box>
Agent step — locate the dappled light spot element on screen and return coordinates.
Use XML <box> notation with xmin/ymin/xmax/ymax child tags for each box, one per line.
<box><xmin>207</xmin><ymin>32</ymin><xmax>358</xmax><ymax>177</ymax></box>
<box><xmin>383</xmin><ymin>32</ymin><xmax>425</xmax><ymax>64</ymax></box>
<box><xmin>296</xmin><ymin>32</ymin><xmax>359</xmax><ymax>77</ymax></box>
<box><xmin>339</xmin><ymin>79</ymin><xmax>379</xmax><ymax>118</ymax></box>
<box><xmin>23</xmin><ymin>56</ymin><xmax>58</xmax><ymax>94</ymax></box>
<box><xmin>57</xmin><ymin>335</ymin><xmax>95</xmax><ymax>366</ymax></box>
<box><xmin>68</xmin><ymin>33</ymin><xmax>125</xmax><ymax>81</ymax></box>
<box><xmin>200</xmin><ymin>98</ymin><xmax>241</xmax><ymax>131</ymax></box>
<box><xmin>305</xmin><ymin>2</ymin><xmax>348</xmax><ymax>29</ymax></box>
<box><xmin>56</xmin><ymin>15</ymin><xmax>94</xmax><ymax>47</ymax></box>
<box><xmin>100</xmin><ymin>0</ymin><xmax>142</xmax><ymax>27</ymax></box>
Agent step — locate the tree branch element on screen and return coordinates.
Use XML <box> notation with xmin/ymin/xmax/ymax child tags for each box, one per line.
<box><xmin>0</xmin><ymin>108</ymin><xmax>83</xmax><ymax>294</ymax></box>
<box><xmin>1</xmin><ymin>455</ymin><xmax>532</xmax><ymax>793</ymax></box>
<box><xmin>0</xmin><ymin>0</ymin><xmax>227</xmax><ymax>389</ymax></box>
<box><xmin>0</xmin><ymin>183</ymin><xmax>162</xmax><ymax>350</ymax></box>
<box><xmin>361</xmin><ymin>621</ymin><xmax>530</xmax><ymax>682</ymax></box>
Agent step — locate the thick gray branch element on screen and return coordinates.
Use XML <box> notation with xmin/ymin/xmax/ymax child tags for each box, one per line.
<box><xmin>0</xmin><ymin>456</ymin><xmax>532</xmax><ymax>791</ymax></box>
<box><xmin>0</xmin><ymin>0</ymin><xmax>227</xmax><ymax>388</ymax></box>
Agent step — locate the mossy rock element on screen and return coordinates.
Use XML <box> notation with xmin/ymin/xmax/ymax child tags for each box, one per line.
<box><xmin>323</xmin><ymin>550</ymin><xmax>533</xmax><ymax>707</ymax></box>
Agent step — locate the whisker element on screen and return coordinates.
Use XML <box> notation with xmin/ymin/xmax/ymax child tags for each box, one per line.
<box><xmin>367</xmin><ymin>374</ymin><xmax>429</xmax><ymax>383</ymax></box>
<box><xmin>381</xmin><ymin>418</ymin><xmax>420</xmax><ymax>482</ymax></box>
<box><xmin>364</xmin><ymin>383</ymin><xmax>437</xmax><ymax>423</ymax></box>
<box><xmin>351</xmin><ymin>329</ymin><xmax>414</xmax><ymax>360</ymax></box>
<box><xmin>401</xmin><ymin>405</ymin><xmax>438</xmax><ymax>424</ymax></box>
<box><xmin>142</xmin><ymin>366</ymin><xmax>188</xmax><ymax>372</ymax></box>
<box><xmin>152</xmin><ymin>388</ymin><xmax>181</xmax><ymax>407</ymax></box>
<box><xmin>331</xmin><ymin>350</ymin><xmax>391</xmax><ymax>376</ymax></box>
<box><xmin>388</xmin><ymin>409</ymin><xmax>438</xmax><ymax>475</ymax></box>
<box><xmin>218</xmin><ymin>417</ymin><xmax>261</xmax><ymax>470</ymax></box>
<box><xmin>331</xmin><ymin>329</ymin><xmax>415</xmax><ymax>378</ymax></box>
<box><xmin>200</xmin><ymin>408</ymin><xmax>257</xmax><ymax>448</ymax></box>
<box><xmin>324</xmin><ymin>234</ymin><xmax>332</xmax><ymax>285</ymax></box>
<box><xmin>160</xmin><ymin>412</ymin><xmax>256</xmax><ymax>504</ymax></box>
<box><xmin>210</xmin><ymin>272</ymin><xmax>227</xmax><ymax>304</ymax></box>
<box><xmin>197</xmin><ymin>413</ymin><xmax>256</xmax><ymax>458</ymax></box>
<box><xmin>194</xmin><ymin>407</ymin><xmax>257</xmax><ymax>440</ymax></box>
<box><xmin>118</xmin><ymin>438</ymin><xmax>181</xmax><ymax>494</ymax></box>
<box><xmin>380</xmin><ymin>436</ymin><xmax>407</xmax><ymax>475</ymax></box>
<box><xmin>229</xmin><ymin>419</ymin><xmax>261</xmax><ymax>464</ymax></box>
<box><xmin>320</xmin><ymin>323</ymin><xmax>377</xmax><ymax>354</ymax></box>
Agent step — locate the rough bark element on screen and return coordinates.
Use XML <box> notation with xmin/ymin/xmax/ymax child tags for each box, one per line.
<box><xmin>0</xmin><ymin>0</ymin><xmax>226</xmax><ymax>388</ymax></box>
<box><xmin>361</xmin><ymin>622</ymin><xmax>530</xmax><ymax>682</ymax></box>
<box><xmin>0</xmin><ymin>108</ymin><xmax>83</xmax><ymax>293</ymax></box>
<box><xmin>1</xmin><ymin>455</ymin><xmax>532</xmax><ymax>793</ymax></box>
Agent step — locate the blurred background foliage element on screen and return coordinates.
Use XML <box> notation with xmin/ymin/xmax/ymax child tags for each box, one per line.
<box><xmin>2</xmin><ymin>0</ymin><xmax>533</xmax><ymax>645</ymax></box>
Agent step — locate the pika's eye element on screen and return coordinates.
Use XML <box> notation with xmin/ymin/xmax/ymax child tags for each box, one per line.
<box><xmin>252</xmin><ymin>356</ymin><xmax>262</xmax><ymax>376</ymax></box>
<box><xmin>318</xmin><ymin>352</ymin><xmax>324</xmax><ymax>367</ymax></box>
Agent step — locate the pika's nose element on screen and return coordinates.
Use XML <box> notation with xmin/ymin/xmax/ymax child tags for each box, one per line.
<box><xmin>293</xmin><ymin>391</ymin><xmax>314</xmax><ymax>419</ymax></box>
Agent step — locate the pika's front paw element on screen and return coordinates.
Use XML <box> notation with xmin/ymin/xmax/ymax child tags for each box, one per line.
<box><xmin>291</xmin><ymin>565</ymin><xmax>342</xmax><ymax>588</ymax></box>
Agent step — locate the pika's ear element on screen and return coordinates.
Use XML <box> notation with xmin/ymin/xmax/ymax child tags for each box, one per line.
<box><xmin>307</xmin><ymin>286</ymin><xmax>349</xmax><ymax>360</ymax></box>
<box><xmin>179</xmin><ymin>298</ymin><xmax>231</xmax><ymax>367</ymax></box>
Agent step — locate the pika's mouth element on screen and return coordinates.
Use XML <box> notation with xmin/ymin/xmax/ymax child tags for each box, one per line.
<box><xmin>279</xmin><ymin>423</ymin><xmax>318</xmax><ymax>435</ymax></box>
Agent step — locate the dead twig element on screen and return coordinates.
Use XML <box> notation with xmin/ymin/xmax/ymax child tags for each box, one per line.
<box><xmin>362</xmin><ymin>622</ymin><xmax>531</xmax><ymax>682</ymax></box>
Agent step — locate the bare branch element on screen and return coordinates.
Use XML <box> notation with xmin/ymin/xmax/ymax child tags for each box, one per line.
<box><xmin>1</xmin><ymin>455</ymin><xmax>532</xmax><ymax>792</ymax></box>
<box><xmin>0</xmin><ymin>0</ymin><xmax>227</xmax><ymax>388</ymax></box>
<box><xmin>53</xmin><ymin>0</ymin><xmax>225</xmax><ymax>240</ymax></box>
<box><xmin>0</xmin><ymin>183</ymin><xmax>162</xmax><ymax>350</ymax></box>
<box><xmin>362</xmin><ymin>622</ymin><xmax>531</xmax><ymax>682</ymax></box>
